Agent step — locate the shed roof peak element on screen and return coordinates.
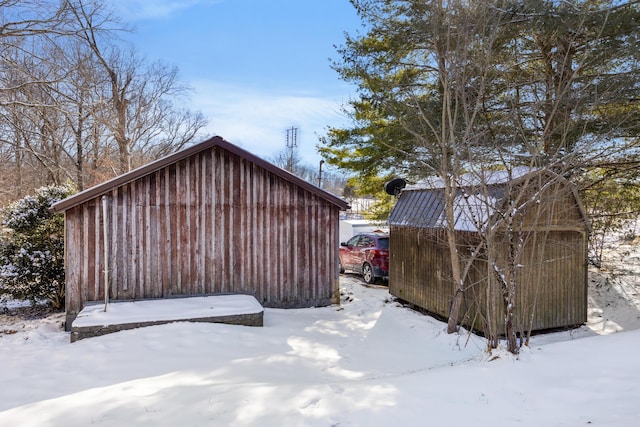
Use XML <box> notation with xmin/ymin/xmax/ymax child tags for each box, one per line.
<box><xmin>50</xmin><ymin>136</ymin><xmax>349</xmax><ymax>212</ymax></box>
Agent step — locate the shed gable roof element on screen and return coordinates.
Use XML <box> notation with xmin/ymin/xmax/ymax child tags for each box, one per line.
<box><xmin>50</xmin><ymin>136</ymin><xmax>349</xmax><ymax>212</ymax></box>
<box><xmin>388</xmin><ymin>168</ymin><xmax>589</xmax><ymax>232</ymax></box>
<box><xmin>388</xmin><ymin>185</ymin><xmax>506</xmax><ymax>231</ymax></box>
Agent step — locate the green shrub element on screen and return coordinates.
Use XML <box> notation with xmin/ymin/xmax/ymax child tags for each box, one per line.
<box><xmin>0</xmin><ymin>184</ymin><xmax>75</xmax><ymax>309</ymax></box>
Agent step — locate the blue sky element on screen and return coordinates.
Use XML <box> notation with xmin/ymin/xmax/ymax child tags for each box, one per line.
<box><xmin>113</xmin><ymin>0</ymin><xmax>362</xmax><ymax>166</ymax></box>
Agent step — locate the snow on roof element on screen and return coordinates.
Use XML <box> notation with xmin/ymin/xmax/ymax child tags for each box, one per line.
<box><xmin>405</xmin><ymin>166</ymin><xmax>535</xmax><ymax>191</ymax></box>
<box><xmin>388</xmin><ymin>184</ymin><xmax>504</xmax><ymax>231</ymax></box>
<box><xmin>390</xmin><ymin>166</ymin><xmax>553</xmax><ymax>231</ymax></box>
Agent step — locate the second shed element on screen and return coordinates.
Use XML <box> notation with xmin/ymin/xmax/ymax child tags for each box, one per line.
<box><xmin>388</xmin><ymin>168</ymin><xmax>590</xmax><ymax>333</ymax></box>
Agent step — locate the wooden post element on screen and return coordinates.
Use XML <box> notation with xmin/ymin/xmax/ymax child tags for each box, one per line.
<box><xmin>102</xmin><ymin>195</ymin><xmax>109</xmax><ymax>311</ymax></box>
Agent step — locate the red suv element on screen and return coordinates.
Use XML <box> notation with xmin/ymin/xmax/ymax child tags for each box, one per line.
<box><xmin>339</xmin><ymin>232</ymin><xmax>389</xmax><ymax>284</ymax></box>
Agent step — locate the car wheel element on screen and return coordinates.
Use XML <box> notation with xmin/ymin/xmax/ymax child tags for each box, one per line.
<box><xmin>362</xmin><ymin>263</ymin><xmax>375</xmax><ymax>284</ymax></box>
<box><xmin>339</xmin><ymin>260</ymin><xmax>345</xmax><ymax>274</ymax></box>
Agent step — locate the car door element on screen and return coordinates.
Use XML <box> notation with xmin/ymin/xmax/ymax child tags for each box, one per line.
<box><xmin>353</xmin><ymin>235</ymin><xmax>373</xmax><ymax>272</ymax></box>
<box><xmin>342</xmin><ymin>235</ymin><xmax>362</xmax><ymax>271</ymax></box>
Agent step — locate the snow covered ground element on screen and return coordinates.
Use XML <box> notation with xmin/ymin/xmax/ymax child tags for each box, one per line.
<box><xmin>72</xmin><ymin>294</ymin><xmax>264</xmax><ymax>328</ymax></box>
<box><xmin>1</xmin><ymin>233</ymin><xmax>639</xmax><ymax>426</ymax></box>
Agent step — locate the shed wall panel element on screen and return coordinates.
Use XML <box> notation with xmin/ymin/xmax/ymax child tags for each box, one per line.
<box><xmin>388</xmin><ymin>172</ymin><xmax>589</xmax><ymax>333</ymax></box>
<box><xmin>390</xmin><ymin>228</ymin><xmax>454</xmax><ymax>319</ymax></box>
<box><xmin>389</xmin><ymin>225</ymin><xmax>588</xmax><ymax>333</ymax></box>
<box><xmin>63</xmin><ymin>145</ymin><xmax>341</xmax><ymax>322</ymax></box>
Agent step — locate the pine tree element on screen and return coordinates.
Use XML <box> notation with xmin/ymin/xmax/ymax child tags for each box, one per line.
<box><xmin>0</xmin><ymin>184</ymin><xmax>75</xmax><ymax>309</ymax></box>
<box><xmin>322</xmin><ymin>0</ymin><xmax>640</xmax><ymax>352</ymax></box>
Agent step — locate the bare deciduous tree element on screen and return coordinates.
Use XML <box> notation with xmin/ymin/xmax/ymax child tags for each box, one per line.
<box><xmin>69</xmin><ymin>0</ymin><xmax>207</xmax><ymax>174</ymax></box>
<box><xmin>0</xmin><ymin>0</ymin><xmax>208</xmax><ymax>204</ymax></box>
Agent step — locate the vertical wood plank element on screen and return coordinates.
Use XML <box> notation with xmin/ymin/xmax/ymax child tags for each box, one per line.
<box><xmin>190</xmin><ymin>155</ymin><xmax>199</xmax><ymax>294</ymax></box>
<box><xmin>110</xmin><ymin>188</ymin><xmax>119</xmax><ymax>299</ymax></box>
<box><xmin>172</xmin><ymin>165</ymin><xmax>179</xmax><ymax>294</ymax></box>
<box><xmin>199</xmin><ymin>152</ymin><xmax>207</xmax><ymax>294</ymax></box>
<box><xmin>185</xmin><ymin>157</ymin><xmax>193</xmax><ymax>294</ymax></box>
<box><xmin>176</xmin><ymin>161</ymin><xmax>184</xmax><ymax>293</ymax></box>
<box><xmin>143</xmin><ymin>177</ymin><xmax>152</xmax><ymax>298</ymax></box>
<box><xmin>129</xmin><ymin>182</ymin><xmax>138</xmax><ymax>297</ymax></box>
<box><xmin>210</xmin><ymin>148</ymin><xmax>218</xmax><ymax>293</ymax></box>
<box><xmin>82</xmin><ymin>205</ymin><xmax>89</xmax><ymax>300</ymax></box>
<box><xmin>62</xmin><ymin>144</ymin><xmax>344</xmax><ymax>316</ymax></box>
<box><xmin>291</xmin><ymin>185</ymin><xmax>298</xmax><ymax>301</ymax></box>
<box><xmin>154</xmin><ymin>170</ymin><xmax>162</xmax><ymax>298</ymax></box>
<box><xmin>228</xmin><ymin>151</ymin><xmax>236</xmax><ymax>292</ymax></box>
<box><xmin>64</xmin><ymin>212</ymin><xmax>82</xmax><ymax>321</ymax></box>
<box><xmin>255</xmin><ymin>165</ymin><xmax>264</xmax><ymax>302</ymax></box>
<box><xmin>220</xmin><ymin>149</ymin><xmax>228</xmax><ymax>293</ymax></box>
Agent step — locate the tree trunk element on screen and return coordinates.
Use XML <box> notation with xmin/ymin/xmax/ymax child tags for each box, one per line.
<box><xmin>444</xmin><ymin>175</ymin><xmax>464</xmax><ymax>334</ymax></box>
<box><xmin>75</xmin><ymin>107</ymin><xmax>84</xmax><ymax>190</ymax></box>
<box><xmin>503</xmin><ymin>212</ymin><xmax>519</xmax><ymax>354</ymax></box>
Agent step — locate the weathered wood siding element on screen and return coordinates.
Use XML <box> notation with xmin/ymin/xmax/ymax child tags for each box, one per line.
<box><xmin>511</xmin><ymin>178</ymin><xmax>588</xmax><ymax>232</ymax></box>
<box><xmin>390</xmin><ymin>226</ymin><xmax>587</xmax><ymax>333</ymax></box>
<box><xmin>390</xmin><ymin>228</ymin><xmax>450</xmax><ymax>318</ymax></box>
<box><xmin>64</xmin><ymin>145</ymin><xmax>340</xmax><ymax>322</ymax></box>
<box><xmin>389</xmin><ymin>175</ymin><xmax>589</xmax><ymax>334</ymax></box>
<box><xmin>389</xmin><ymin>228</ymin><xmax>485</xmax><ymax>324</ymax></box>
<box><xmin>502</xmin><ymin>230</ymin><xmax>588</xmax><ymax>331</ymax></box>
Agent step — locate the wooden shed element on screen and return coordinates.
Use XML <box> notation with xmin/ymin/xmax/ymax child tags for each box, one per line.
<box><xmin>51</xmin><ymin>136</ymin><xmax>349</xmax><ymax>328</ymax></box>
<box><xmin>387</xmin><ymin>168</ymin><xmax>590</xmax><ymax>333</ymax></box>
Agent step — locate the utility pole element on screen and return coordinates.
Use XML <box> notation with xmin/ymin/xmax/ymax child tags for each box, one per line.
<box><xmin>285</xmin><ymin>126</ymin><xmax>298</xmax><ymax>172</ymax></box>
<box><xmin>317</xmin><ymin>160</ymin><xmax>325</xmax><ymax>188</ymax></box>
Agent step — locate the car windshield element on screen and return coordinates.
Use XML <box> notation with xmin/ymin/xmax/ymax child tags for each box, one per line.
<box><xmin>377</xmin><ymin>237</ymin><xmax>389</xmax><ymax>249</ymax></box>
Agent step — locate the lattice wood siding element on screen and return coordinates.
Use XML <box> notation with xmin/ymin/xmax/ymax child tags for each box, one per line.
<box><xmin>64</xmin><ymin>146</ymin><xmax>340</xmax><ymax>320</ymax></box>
